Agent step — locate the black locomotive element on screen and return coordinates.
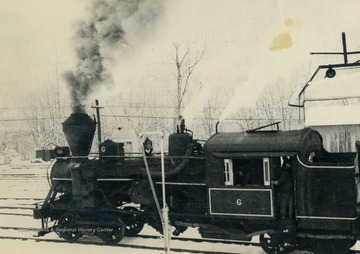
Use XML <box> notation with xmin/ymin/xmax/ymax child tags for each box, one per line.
<box><xmin>33</xmin><ymin>112</ymin><xmax>360</xmax><ymax>254</ymax></box>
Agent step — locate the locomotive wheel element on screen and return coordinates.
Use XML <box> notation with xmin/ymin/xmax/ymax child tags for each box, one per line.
<box><xmin>123</xmin><ymin>206</ymin><xmax>144</xmax><ymax>236</ymax></box>
<box><xmin>56</xmin><ymin>212</ymin><xmax>82</xmax><ymax>242</ymax></box>
<box><xmin>97</xmin><ymin>213</ymin><xmax>125</xmax><ymax>244</ymax></box>
<box><xmin>259</xmin><ymin>233</ymin><xmax>290</xmax><ymax>254</ymax></box>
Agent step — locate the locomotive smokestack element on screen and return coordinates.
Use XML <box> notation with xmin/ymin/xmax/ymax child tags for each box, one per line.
<box><xmin>62</xmin><ymin>113</ymin><xmax>96</xmax><ymax>156</ymax></box>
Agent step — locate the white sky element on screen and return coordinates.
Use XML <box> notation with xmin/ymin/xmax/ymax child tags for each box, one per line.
<box><xmin>0</xmin><ymin>0</ymin><xmax>360</xmax><ymax>120</ymax></box>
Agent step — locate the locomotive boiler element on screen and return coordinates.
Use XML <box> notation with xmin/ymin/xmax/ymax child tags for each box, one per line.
<box><xmin>33</xmin><ymin>112</ymin><xmax>360</xmax><ymax>254</ymax></box>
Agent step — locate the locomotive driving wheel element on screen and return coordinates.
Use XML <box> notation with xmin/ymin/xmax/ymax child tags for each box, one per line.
<box><xmin>97</xmin><ymin>213</ymin><xmax>125</xmax><ymax>244</ymax></box>
<box><xmin>122</xmin><ymin>206</ymin><xmax>144</xmax><ymax>236</ymax></box>
<box><xmin>56</xmin><ymin>212</ymin><xmax>82</xmax><ymax>242</ymax></box>
<box><xmin>260</xmin><ymin>233</ymin><xmax>292</xmax><ymax>254</ymax></box>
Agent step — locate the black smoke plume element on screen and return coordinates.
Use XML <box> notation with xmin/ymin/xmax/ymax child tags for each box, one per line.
<box><xmin>65</xmin><ymin>0</ymin><xmax>163</xmax><ymax>113</ymax></box>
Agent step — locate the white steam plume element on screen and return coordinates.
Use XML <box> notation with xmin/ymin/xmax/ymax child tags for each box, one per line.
<box><xmin>219</xmin><ymin>18</ymin><xmax>302</xmax><ymax>122</ymax></box>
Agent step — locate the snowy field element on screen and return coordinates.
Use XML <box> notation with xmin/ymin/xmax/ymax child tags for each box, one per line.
<box><xmin>0</xmin><ymin>162</ymin><xmax>359</xmax><ymax>254</ymax></box>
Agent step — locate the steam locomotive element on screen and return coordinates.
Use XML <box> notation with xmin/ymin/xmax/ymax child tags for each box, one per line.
<box><xmin>33</xmin><ymin>112</ymin><xmax>360</xmax><ymax>254</ymax></box>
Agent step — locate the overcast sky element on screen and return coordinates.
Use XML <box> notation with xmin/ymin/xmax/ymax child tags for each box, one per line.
<box><xmin>1</xmin><ymin>0</ymin><xmax>360</xmax><ymax>120</ymax></box>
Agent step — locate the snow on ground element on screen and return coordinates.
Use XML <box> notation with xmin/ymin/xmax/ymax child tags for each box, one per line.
<box><xmin>0</xmin><ymin>239</ymin><xmax>188</xmax><ymax>254</ymax></box>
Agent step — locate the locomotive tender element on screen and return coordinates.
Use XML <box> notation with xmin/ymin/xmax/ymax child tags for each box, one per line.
<box><xmin>33</xmin><ymin>112</ymin><xmax>360</xmax><ymax>254</ymax></box>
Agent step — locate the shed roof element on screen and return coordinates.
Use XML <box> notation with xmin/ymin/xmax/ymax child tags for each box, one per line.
<box><xmin>289</xmin><ymin>71</ymin><xmax>360</xmax><ymax>107</ymax></box>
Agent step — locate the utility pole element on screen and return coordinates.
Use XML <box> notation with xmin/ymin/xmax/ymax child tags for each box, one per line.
<box><xmin>92</xmin><ymin>99</ymin><xmax>103</xmax><ymax>144</ymax></box>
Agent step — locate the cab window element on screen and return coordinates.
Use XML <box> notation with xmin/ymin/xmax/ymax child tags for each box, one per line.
<box><xmin>224</xmin><ymin>159</ymin><xmax>234</xmax><ymax>186</ymax></box>
<box><xmin>223</xmin><ymin>158</ymin><xmax>270</xmax><ymax>186</ymax></box>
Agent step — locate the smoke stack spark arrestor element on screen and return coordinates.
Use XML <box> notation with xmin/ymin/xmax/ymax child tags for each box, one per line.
<box><xmin>62</xmin><ymin>113</ymin><xmax>96</xmax><ymax>156</ymax></box>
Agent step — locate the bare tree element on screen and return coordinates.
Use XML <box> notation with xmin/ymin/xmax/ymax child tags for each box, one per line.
<box><xmin>22</xmin><ymin>83</ymin><xmax>69</xmax><ymax>150</ymax></box>
<box><xmin>201</xmin><ymin>100</ymin><xmax>217</xmax><ymax>137</ymax></box>
<box><xmin>102</xmin><ymin>90</ymin><xmax>176</xmax><ymax>153</ymax></box>
<box><xmin>234</xmin><ymin>107</ymin><xmax>263</xmax><ymax>131</ymax></box>
<box><xmin>172</xmin><ymin>42</ymin><xmax>207</xmax><ymax>118</ymax></box>
<box><xmin>219</xmin><ymin>79</ymin><xmax>303</xmax><ymax>132</ymax></box>
<box><xmin>111</xmin><ymin>90</ymin><xmax>173</xmax><ymax>135</ymax></box>
<box><xmin>256</xmin><ymin>79</ymin><xmax>303</xmax><ymax>130</ymax></box>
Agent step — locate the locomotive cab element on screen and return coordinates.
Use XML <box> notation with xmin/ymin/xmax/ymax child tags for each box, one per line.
<box><xmin>203</xmin><ymin>128</ymin><xmax>322</xmax><ymax>221</ymax></box>
<box><xmin>207</xmin><ymin>155</ymin><xmax>280</xmax><ymax>219</ymax></box>
<box><xmin>204</xmin><ymin>129</ymin><xmax>322</xmax><ymax>238</ymax></box>
<box><xmin>203</xmin><ymin>127</ymin><xmax>360</xmax><ymax>253</ymax></box>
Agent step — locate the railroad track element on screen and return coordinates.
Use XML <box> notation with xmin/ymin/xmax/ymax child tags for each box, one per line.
<box><xmin>0</xmin><ymin>197</ymin><xmax>43</xmax><ymax>201</ymax></box>
<box><xmin>0</xmin><ymin>198</ymin><xmax>46</xmax><ymax>208</ymax></box>
<box><xmin>0</xmin><ymin>225</ymin><xmax>258</xmax><ymax>247</ymax></box>
<box><xmin>0</xmin><ymin>206</ymin><xmax>34</xmax><ymax>210</ymax></box>
<box><xmin>1</xmin><ymin>224</ymin><xmax>360</xmax><ymax>253</ymax></box>
<box><xmin>0</xmin><ymin>205</ymin><xmax>35</xmax><ymax>217</ymax></box>
<box><xmin>0</xmin><ymin>232</ymin><xmax>249</xmax><ymax>254</ymax></box>
<box><xmin>0</xmin><ymin>203</ymin><xmax>359</xmax><ymax>253</ymax></box>
<box><xmin>4</xmin><ymin>225</ymin><xmax>360</xmax><ymax>254</ymax></box>
<box><xmin>1</xmin><ymin>233</ymin><xmax>359</xmax><ymax>254</ymax></box>
<box><xmin>0</xmin><ymin>212</ymin><xmax>33</xmax><ymax>217</ymax></box>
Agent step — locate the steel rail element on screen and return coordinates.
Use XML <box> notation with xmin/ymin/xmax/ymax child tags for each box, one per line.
<box><xmin>0</xmin><ymin>234</ymin><xmax>248</xmax><ymax>254</ymax></box>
